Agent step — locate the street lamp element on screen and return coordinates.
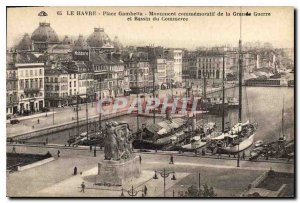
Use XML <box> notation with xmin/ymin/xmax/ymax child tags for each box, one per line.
<box><xmin>153</xmin><ymin>168</ymin><xmax>176</xmax><ymax>197</ymax></box>
<box><xmin>171</xmin><ymin>79</ymin><xmax>174</xmax><ymax>97</ymax></box>
<box><xmin>237</xmin><ymin>135</ymin><xmax>240</xmax><ymax>167</ymax></box>
<box><xmin>120</xmin><ymin>185</ymin><xmax>145</xmax><ymax>197</ymax></box>
<box><xmin>52</xmin><ymin>101</ymin><xmax>55</xmax><ymax>125</ymax></box>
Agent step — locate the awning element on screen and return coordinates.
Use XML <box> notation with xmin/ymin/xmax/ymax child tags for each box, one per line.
<box><xmin>124</xmin><ymin>89</ymin><xmax>132</xmax><ymax>92</ymax></box>
<box><xmin>80</xmin><ymin>95</ymin><xmax>87</xmax><ymax>99</ymax></box>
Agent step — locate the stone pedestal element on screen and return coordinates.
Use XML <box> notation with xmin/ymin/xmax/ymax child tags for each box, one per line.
<box><xmin>96</xmin><ymin>156</ymin><xmax>141</xmax><ymax>186</ymax></box>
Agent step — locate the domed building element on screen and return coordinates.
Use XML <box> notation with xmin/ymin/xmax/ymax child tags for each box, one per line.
<box><xmin>16</xmin><ymin>33</ymin><xmax>32</xmax><ymax>51</ymax></box>
<box><xmin>86</xmin><ymin>27</ymin><xmax>114</xmax><ymax>52</ymax></box>
<box><xmin>62</xmin><ymin>35</ymin><xmax>72</xmax><ymax>45</ymax></box>
<box><xmin>74</xmin><ymin>35</ymin><xmax>89</xmax><ymax>50</ymax></box>
<box><xmin>31</xmin><ymin>22</ymin><xmax>60</xmax><ymax>52</ymax></box>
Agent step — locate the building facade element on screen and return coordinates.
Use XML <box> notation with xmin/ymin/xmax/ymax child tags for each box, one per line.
<box><xmin>172</xmin><ymin>49</ymin><xmax>183</xmax><ymax>83</ymax></box>
<box><xmin>165</xmin><ymin>59</ymin><xmax>175</xmax><ymax>88</ymax></box>
<box><xmin>44</xmin><ymin>65</ymin><xmax>69</xmax><ymax>107</ymax></box>
<box><xmin>6</xmin><ymin>64</ymin><xmax>18</xmax><ymax>115</ymax></box>
<box><xmin>16</xmin><ymin>63</ymin><xmax>45</xmax><ymax>113</ymax></box>
<box><xmin>124</xmin><ymin>53</ymin><xmax>150</xmax><ymax>94</ymax></box>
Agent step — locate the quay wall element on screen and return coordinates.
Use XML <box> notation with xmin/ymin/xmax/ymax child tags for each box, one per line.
<box><xmin>10</xmin><ymin>110</ymin><xmax>129</xmax><ymax>141</ymax></box>
<box><xmin>17</xmin><ymin>157</ymin><xmax>55</xmax><ymax>171</ymax></box>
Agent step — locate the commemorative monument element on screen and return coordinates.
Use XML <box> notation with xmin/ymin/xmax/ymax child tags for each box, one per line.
<box><xmin>96</xmin><ymin>121</ymin><xmax>141</xmax><ymax>186</ymax></box>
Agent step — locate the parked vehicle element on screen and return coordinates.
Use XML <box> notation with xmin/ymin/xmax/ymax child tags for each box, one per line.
<box><xmin>23</xmin><ymin>110</ymin><xmax>31</xmax><ymax>116</ymax></box>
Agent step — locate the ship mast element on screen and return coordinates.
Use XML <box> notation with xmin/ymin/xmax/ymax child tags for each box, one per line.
<box><xmin>281</xmin><ymin>96</ymin><xmax>285</xmax><ymax>138</ymax></box>
<box><xmin>222</xmin><ymin>53</ymin><xmax>225</xmax><ymax>133</ymax></box>
<box><xmin>237</xmin><ymin>7</ymin><xmax>243</xmax><ymax>168</ymax></box>
<box><xmin>238</xmin><ymin>13</ymin><xmax>243</xmax><ymax>123</ymax></box>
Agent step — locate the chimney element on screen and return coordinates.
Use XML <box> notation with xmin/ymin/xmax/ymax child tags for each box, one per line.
<box><xmin>12</xmin><ymin>50</ymin><xmax>17</xmax><ymax>64</ymax></box>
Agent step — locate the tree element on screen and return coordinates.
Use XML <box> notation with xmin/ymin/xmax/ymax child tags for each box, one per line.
<box><xmin>183</xmin><ymin>184</ymin><xmax>217</xmax><ymax>197</ymax></box>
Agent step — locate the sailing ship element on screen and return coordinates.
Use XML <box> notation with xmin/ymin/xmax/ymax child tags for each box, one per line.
<box><xmin>207</xmin><ymin>37</ymin><xmax>257</xmax><ymax>154</ymax></box>
<box><xmin>219</xmin><ymin>38</ymin><xmax>257</xmax><ymax>154</ymax></box>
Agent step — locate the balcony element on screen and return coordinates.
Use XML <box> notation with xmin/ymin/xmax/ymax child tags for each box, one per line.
<box><xmin>24</xmin><ymin>88</ymin><xmax>40</xmax><ymax>94</ymax></box>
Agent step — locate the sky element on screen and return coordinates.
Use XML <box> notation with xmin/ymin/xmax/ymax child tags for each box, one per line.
<box><xmin>7</xmin><ymin>6</ymin><xmax>294</xmax><ymax>49</ymax></box>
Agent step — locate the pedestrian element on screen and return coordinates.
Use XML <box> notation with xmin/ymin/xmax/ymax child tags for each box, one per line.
<box><xmin>169</xmin><ymin>154</ymin><xmax>174</xmax><ymax>164</ymax></box>
<box><xmin>74</xmin><ymin>166</ymin><xmax>78</xmax><ymax>175</ymax></box>
<box><xmin>32</xmin><ymin>125</ymin><xmax>34</xmax><ymax>129</ymax></box>
<box><xmin>80</xmin><ymin>182</ymin><xmax>85</xmax><ymax>193</ymax></box>
<box><xmin>242</xmin><ymin>151</ymin><xmax>245</xmax><ymax>160</ymax></box>
<box><xmin>12</xmin><ymin>146</ymin><xmax>16</xmax><ymax>153</ymax></box>
<box><xmin>46</xmin><ymin>138</ymin><xmax>48</xmax><ymax>145</ymax></box>
<box><xmin>94</xmin><ymin>148</ymin><xmax>96</xmax><ymax>157</ymax></box>
<box><xmin>90</xmin><ymin>145</ymin><xmax>92</xmax><ymax>152</ymax></box>
<box><xmin>139</xmin><ymin>155</ymin><xmax>142</xmax><ymax>164</ymax></box>
<box><xmin>144</xmin><ymin>185</ymin><xmax>148</xmax><ymax>196</ymax></box>
<box><xmin>37</xmin><ymin>119</ymin><xmax>40</xmax><ymax>124</ymax></box>
<box><xmin>57</xmin><ymin>150</ymin><xmax>60</xmax><ymax>158</ymax></box>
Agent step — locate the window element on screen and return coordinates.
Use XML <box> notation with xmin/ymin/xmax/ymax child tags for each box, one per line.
<box><xmin>25</xmin><ymin>70</ymin><xmax>28</xmax><ymax>77</ymax></box>
<box><xmin>39</xmin><ymin>69</ymin><xmax>42</xmax><ymax>75</ymax></box>
<box><xmin>74</xmin><ymin>74</ymin><xmax>76</xmax><ymax>79</ymax></box>
<box><xmin>74</xmin><ymin>81</ymin><xmax>76</xmax><ymax>87</ymax></box>
<box><xmin>20</xmin><ymin>80</ymin><xmax>24</xmax><ymax>89</ymax></box>
<box><xmin>30</xmin><ymin>70</ymin><xmax>33</xmax><ymax>76</ymax></box>
<box><xmin>25</xmin><ymin>79</ymin><xmax>29</xmax><ymax>88</ymax></box>
<box><xmin>39</xmin><ymin>79</ymin><xmax>43</xmax><ymax>88</ymax></box>
<box><xmin>69</xmin><ymin>82</ymin><xmax>72</xmax><ymax>88</ymax></box>
<box><xmin>35</xmin><ymin>79</ymin><xmax>38</xmax><ymax>88</ymax></box>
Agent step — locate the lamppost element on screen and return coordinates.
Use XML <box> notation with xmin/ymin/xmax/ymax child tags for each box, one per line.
<box><xmin>120</xmin><ymin>185</ymin><xmax>145</xmax><ymax>197</ymax></box>
<box><xmin>52</xmin><ymin>100</ymin><xmax>54</xmax><ymax>125</ymax></box>
<box><xmin>136</xmin><ymin>67</ymin><xmax>140</xmax><ymax>131</ymax></box>
<box><xmin>237</xmin><ymin>129</ymin><xmax>240</xmax><ymax>167</ymax></box>
<box><xmin>153</xmin><ymin>168</ymin><xmax>176</xmax><ymax>197</ymax></box>
<box><xmin>171</xmin><ymin>79</ymin><xmax>174</xmax><ymax>98</ymax></box>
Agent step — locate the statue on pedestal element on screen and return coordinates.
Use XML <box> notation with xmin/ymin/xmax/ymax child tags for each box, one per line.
<box><xmin>97</xmin><ymin>121</ymin><xmax>141</xmax><ymax>186</ymax></box>
<box><xmin>104</xmin><ymin>121</ymin><xmax>133</xmax><ymax>161</ymax></box>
